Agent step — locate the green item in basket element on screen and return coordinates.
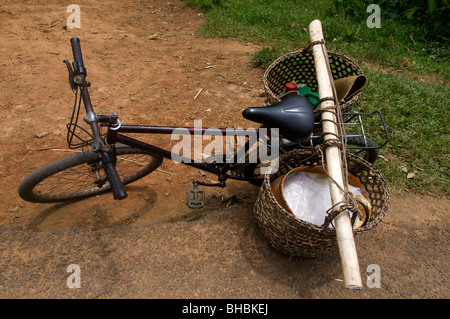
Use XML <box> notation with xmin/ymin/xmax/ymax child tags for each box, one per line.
<box><xmin>297</xmin><ymin>84</ymin><xmax>320</xmax><ymax>108</ymax></box>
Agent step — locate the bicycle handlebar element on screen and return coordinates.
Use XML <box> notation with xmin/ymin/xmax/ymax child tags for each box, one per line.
<box><xmin>70</xmin><ymin>37</ymin><xmax>86</xmax><ymax>75</ymax></box>
<box><xmin>69</xmin><ymin>37</ymin><xmax>127</xmax><ymax>200</ymax></box>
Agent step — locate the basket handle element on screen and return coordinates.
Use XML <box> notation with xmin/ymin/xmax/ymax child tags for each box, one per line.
<box><xmin>309</xmin><ymin>19</ymin><xmax>363</xmax><ymax>289</ymax></box>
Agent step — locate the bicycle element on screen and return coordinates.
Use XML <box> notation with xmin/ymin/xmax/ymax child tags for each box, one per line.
<box><xmin>18</xmin><ymin>37</ymin><xmax>388</xmax><ymax>208</ymax></box>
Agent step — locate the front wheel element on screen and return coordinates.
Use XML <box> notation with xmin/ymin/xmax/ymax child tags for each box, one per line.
<box><xmin>18</xmin><ymin>145</ymin><xmax>163</xmax><ymax>203</ymax></box>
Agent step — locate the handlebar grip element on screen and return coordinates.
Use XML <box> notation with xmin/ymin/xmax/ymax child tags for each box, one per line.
<box><xmin>101</xmin><ymin>152</ymin><xmax>128</xmax><ymax>200</ymax></box>
<box><xmin>70</xmin><ymin>37</ymin><xmax>86</xmax><ymax>75</ymax></box>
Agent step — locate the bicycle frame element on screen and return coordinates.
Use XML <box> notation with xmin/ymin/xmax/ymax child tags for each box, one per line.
<box><xmin>112</xmin><ymin>125</ymin><xmax>269</xmax><ymax>182</ymax></box>
<box><xmin>76</xmin><ymin>72</ymin><xmax>279</xmax><ymax>187</ymax></box>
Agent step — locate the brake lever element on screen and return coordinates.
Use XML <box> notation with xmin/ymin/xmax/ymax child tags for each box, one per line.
<box><xmin>63</xmin><ymin>59</ymin><xmax>77</xmax><ymax>94</ymax></box>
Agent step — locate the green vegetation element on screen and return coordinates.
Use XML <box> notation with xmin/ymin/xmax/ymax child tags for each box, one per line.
<box><xmin>187</xmin><ymin>0</ymin><xmax>449</xmax><ymax>195</ymax></box>
<box><xmin>335</xmin><ymin>0</ymin><xmax>449</xmax><ymax>40</ymax></box>
<box><xmin>358</xmin><ymin>67</ymin><xmax>449</xmax><ymax>193</ymax></box>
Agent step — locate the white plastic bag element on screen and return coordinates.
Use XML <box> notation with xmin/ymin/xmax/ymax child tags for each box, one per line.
<box><xmin>282</xmin><ymin>171</ymin><xmax>362</xmax><ymax>228</ymax></box>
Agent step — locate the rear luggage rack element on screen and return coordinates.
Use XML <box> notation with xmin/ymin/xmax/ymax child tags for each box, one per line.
<box><xmin>302</xmin><ymin>110</ymin><xmax>389</xmax><ymax>151</ymax></box>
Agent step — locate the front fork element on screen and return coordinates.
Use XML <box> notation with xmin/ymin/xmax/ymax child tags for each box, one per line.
<box><xmin>87</xmin><ymin>112</ymin><xmax>121</xmax><ymax>187</ymax></box>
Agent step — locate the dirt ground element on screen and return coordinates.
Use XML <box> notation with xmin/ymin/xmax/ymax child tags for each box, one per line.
<box><xmin>0</xmin><ymin>0</ymin><xmax>448</xmax><ymax>299</ymax></box>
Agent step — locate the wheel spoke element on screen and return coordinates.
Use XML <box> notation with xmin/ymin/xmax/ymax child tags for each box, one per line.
<box><xmin>19</xmin><ymin>147</ymin><xmax>163</xmax><ymax>202</ymax></box>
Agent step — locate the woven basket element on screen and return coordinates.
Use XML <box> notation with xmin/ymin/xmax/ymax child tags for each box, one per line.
<box><xmin>263</xmin><ymin>50</ymin><xmax>364</xmax><ymax>113</ymax></box>
<box><xmin>253</xmin><ymin>149</ymin><xmax>390</xmax><ymax>257</ymax></box>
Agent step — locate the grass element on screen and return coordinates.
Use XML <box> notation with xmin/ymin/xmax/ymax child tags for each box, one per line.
<box><xmin>187</xmin><ymin>0</ymin><xmax>449</xmax><ymax>195</ymax></box>
<box><xmin>188</xmin><ymin>0</ymin><xmax>449</xmax><ymax>80</ymax></box>
<box><xmin>358</xmin><ymin>67</ymin><xmax>449</xmax><ymax>193</ymax></box>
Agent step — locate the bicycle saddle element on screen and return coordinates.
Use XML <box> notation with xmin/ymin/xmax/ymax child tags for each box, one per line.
<box><xmin>242</xmin><ymin>95</ymin><xmax>315</xmax><ymax>141</ymax></box>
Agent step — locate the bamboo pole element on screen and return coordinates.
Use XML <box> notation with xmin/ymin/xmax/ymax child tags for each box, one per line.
<box><xmin>309</xmin><ymin>19</ymin><xmax>363</xmax><ymax>289</ymax></box>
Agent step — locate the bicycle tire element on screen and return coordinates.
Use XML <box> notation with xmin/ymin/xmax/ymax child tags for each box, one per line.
<box><xmin>18</xmin><ymin>145</ymin><xmax>163</xmax><ymax>203</ymax></box>
<box><xmin>242</xmin><ymin>135</ymin><xmax>379</xmax><ymax>185</ymax></box>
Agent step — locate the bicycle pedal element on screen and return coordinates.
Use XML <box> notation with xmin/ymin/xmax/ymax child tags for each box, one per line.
<box><xmin>187</xmin><ymin>182</ymin><xmax>205</xmax><ymax>209</ymax></box>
